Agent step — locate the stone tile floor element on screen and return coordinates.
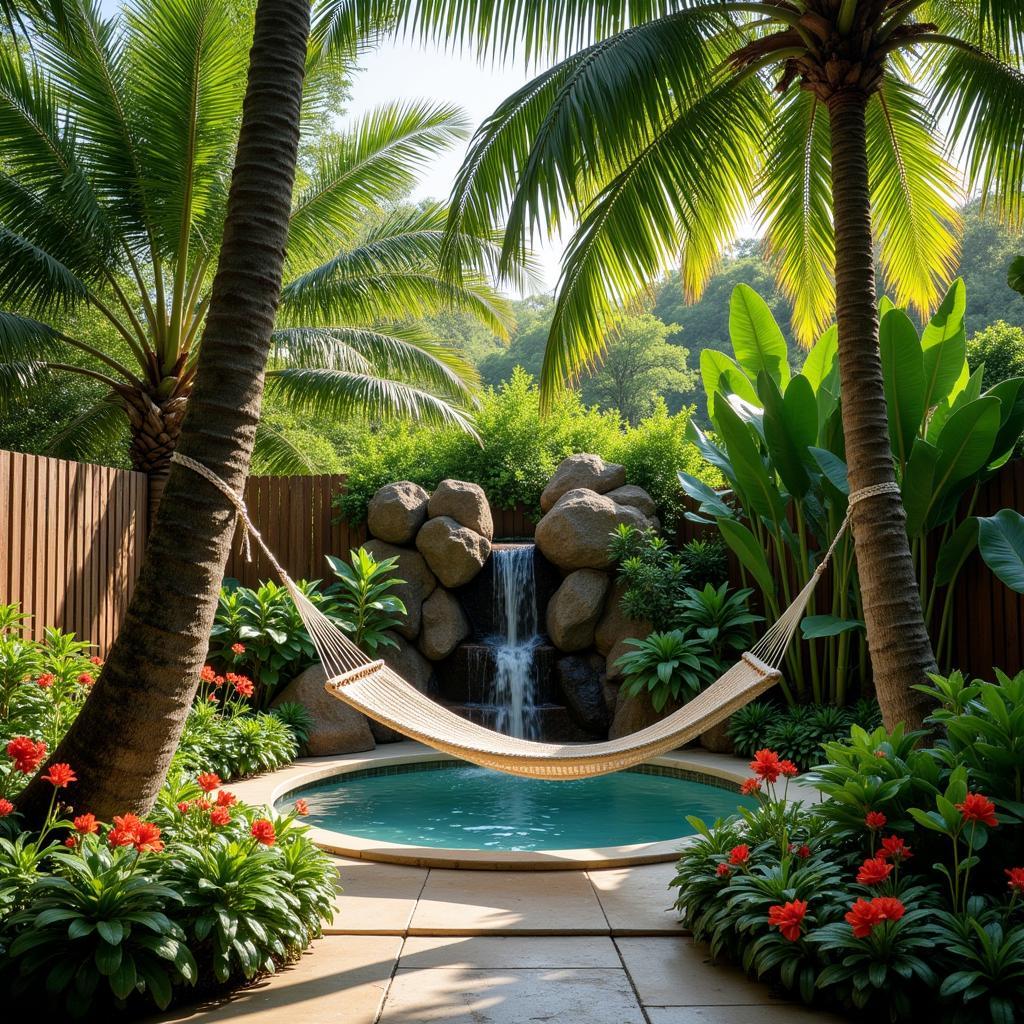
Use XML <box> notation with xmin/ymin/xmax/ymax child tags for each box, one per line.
<box><xmin>156</xmin><ymin>856</ymin><xmax>847</xmax><ymax>1023</ymax></box>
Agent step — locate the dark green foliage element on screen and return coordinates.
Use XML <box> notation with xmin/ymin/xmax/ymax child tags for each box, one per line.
<box><xmin>324</xmin><ymin>547</ymin><xmax>406</xmax><ymax>654</ymax></box>
<box><xmin>967</xmin><ymin>321</ymin><xmax>1024</xmax><ymax>389</ymax></box>
<box><xmin>675</xmin><ymin>582</ymin><xmax>760</xmax><ymax>662</ymax></box>
<box><xmin>678</xmin><ymin>538</ymin><xmax>729</xmax><ymax>586</ymax></box>
<box><xmin>270</xmin><ymin>701</ymin><xmax>314</xmax><ymax>745</ymax></box>
<box><xmin>615</xmin><ymin>630</ymin><xmax>712</xmax><ymax>712</ymax></box>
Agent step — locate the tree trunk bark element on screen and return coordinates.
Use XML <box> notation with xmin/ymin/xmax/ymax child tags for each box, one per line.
<box><xmin>826</xmin><ymin>89</ymin><xmax>935</xmax><ymax>732</ymax></box>
<box><xmin>16</xmin><ymin>0</ymin><xmax>311</xmax><ymax>823</ymax></box>
<box><xmin>124</xmin><ymin>390</ymin><xmax>189</xmax><ymax>522</ymax></box>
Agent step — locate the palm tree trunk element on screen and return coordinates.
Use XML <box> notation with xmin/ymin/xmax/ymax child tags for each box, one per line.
<box><xmin>16</xmin><ymin>0</ymin><xmax>311</xmax><ymax>823</ymax></box>
<box><xmin>124</xmin><ymin>390</ymin><xmax>189</xmax><ymax>522</ymax></box>
<box><xmin>827</xmin><ymin>89</ymin><xmax>935</xmax><ymax>731</ymax></box>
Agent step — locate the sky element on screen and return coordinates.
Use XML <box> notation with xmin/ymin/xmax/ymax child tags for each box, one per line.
<box><xmin>345</xmin><ymin>40</ymin><xmax>571</xmax><ymax>293</ymax></box>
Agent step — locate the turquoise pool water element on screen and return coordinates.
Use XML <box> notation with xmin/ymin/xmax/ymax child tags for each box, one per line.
<box><xmin>282</xmin><ymin>763</ymin><xmax>755</xmax><ymax>851</ymax></box>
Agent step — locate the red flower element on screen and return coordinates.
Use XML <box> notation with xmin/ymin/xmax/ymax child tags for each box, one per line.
<box><xmin>250</xmin><ymin>818</ymin><xmax>276</xmax><ymax>846</ymax></box>
<box><xmin>216</xmin><ymin>790</ymin><xmax>236</xmax><ymax>807</ymax></box>
<box><xmin>42</xmin><ymin>762</ymin><xmax>76</xmax><ymax>788</ymax></box>
<box><xmin>878</xmin><ymin>835</ymin><xmax>913</xmax><ymax>863</ymax></box>
<box><xmin>177</xmin><ymin>801</ymin><xmax>190</xmax><ymax>814</ymax></box>
<box><xmin>210</xmin><ymin>807</ymin><xmax>231</xmax><ymax>826</ymax></box>
<box><xmin>957</xmin><ymin>792</ymin><xmax>998</xmax><ymax>828</ymax></box>
<box><xmin>728</xmin><ymin>844</ymin><xmax>750</xmax><ymax>866</ymax></box>
<box><xmin>0</xmin><ymin>798</ymin><xmax>13</xmax><ymax>817</ymax></box>
<box><xmin>871</xmin><ymin>896</ymin><xmax>905</xmax><ymax>923</ymax></box>
<box><xmin>845</xmin><ymin>898</ymin><xmax>883</xmax><ymax>938</ymax></box>
<box><xmin>1006</xmin><ymin>867</ymin><xmax>1024</xmax><ymax>894</ymax></box>
<box><xmin>715</xmin><ymin>863</ymin><xmax>730</xmax><ymax>877</ymax></box>
<box><xmin>73</xmin><ymin>813</ymin><xmax>98</xmax><ymax>834</ymax></box>
<box><xmin>874</xmin><ymin>749</ymin><xmax>887</xmax><ymax>758</ymax></box>
<box><xmin>108</xmin><ymin>813</ymin><xmax>142</xmax><ymax>847</ymax></box>
<box><xmin>789</xmin><ymin>842</ymin><xmax>811</xmax><ymax>859</ymax></box>
<box><xmin>133</xmin><ymin>821</ymin><xmax>164</xmax><ymax>853</ymax></box>
<box><xmin>778</xmin><ymin>760</ymin><xmax>799</xmax><ymax>778</ymax></box>
<box><xmin>213</xmin><ymin>675</ymin><xmax>225</xmax><ymax>688</ymax></box>
<box><xmin>6</xmin><ymin>736</ymin><xmax>47</xmax><ymax>773</ymax></box>
<box><xmin>233</xmin><ymin>676</ymin><xmax>255</xmax><ymax>698</ymax></box>
<box><xmin>750</xmin><ymin>749</ymin><xmax>783</xmax><ymax>784</ymax></box>
<box><xmin>76</xmin><ymin>672</ymin><xmax>94</xmax><ymax>687</ymax></box>
<box><xmin>865</xmin><ymin>810</ymin><xmax>887</xmax><ymax>830</ymax></box>
<box><xmin>36</xmin><ymin>673</ymin><xmax>55</xmax><ymax>689</ymax></box>
<box><xmin>64</xmin><ymin>836</ymin><xmax>77</xmax><ymax>848</ymax></box>
<box><xmin>856</xmin><ymin>857</ymin><xmax>893</xmax><ymax>886</ymax></box>
<box><xmin>231</xmin><ymin>643</ymin><xmax>246</xmax><ymax>655</ymax></box>
<box><xmin>207</xmin><ymin>693</ymin><xmax>218</xmax><ymax>702</ymax></box>
<box><xmin>196</xmin><ymin>772</ymin><xmax>221</xmax><ymax>793</ymax></box>
<box><xmin>89</xmin><ymin>656</ymin><xmax>103</xmax><ymax>666</ymax></box>
<box><xmin>740</xmin><ymin>777</ymin><xmax>761</xmax><ymax>796</ymax></box>
<box><xmin>192</xmin><ymin>797</ymin><xmax>211</xmax><ymax>811</ymax></box>
<box><xmin>200</xmin><ymin>665</ymin><xmax>217</xmax><ymax>684</ymax></box>
<box><xmin>767</xmin><ymin>899</ymin><xmax>807</xmax><ymax>941</ymax></box>
<box><xmin>294</xmin><ymin>798</ymin><xmax>309</xmax><ymax>816</ymax></box>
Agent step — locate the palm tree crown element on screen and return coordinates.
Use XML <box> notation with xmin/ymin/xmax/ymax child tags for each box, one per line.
<box><xmin>0</xmin><ymin>0</ymin><xmax>515</xmax><ymax>494</ymax></box>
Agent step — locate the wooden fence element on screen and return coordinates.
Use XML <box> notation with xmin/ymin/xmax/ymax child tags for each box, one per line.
<box><xmin>2</xmin><ymin>446</ymin><xmax>1023</xmax><ymax>674</ymax></box>
<box><xmin>0</xmin><ymin>449</ymin><xmax>148</xmax><ymax>652</ymax></box>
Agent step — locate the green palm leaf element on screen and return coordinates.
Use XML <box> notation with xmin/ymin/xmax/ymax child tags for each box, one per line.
<box><xmin>44</xmin><ymin>396</ymin><xmax>128</xmax><ymax>460</ymax></box>
<box><xmin>252</xmin><ymin>417</ymin><xmax>326</xmax><ymax>475</ymax></box>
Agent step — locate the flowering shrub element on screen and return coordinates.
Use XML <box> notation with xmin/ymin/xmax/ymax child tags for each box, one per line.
<box><xmin>672</xmin><ymin>668</ymin><xmax>1024</xmax><ymax>1021</ymax></box>
<box><xmin>0</xmin><ymin>756</ymin><xmax>336</xmax><ymax>1015</ymax></box>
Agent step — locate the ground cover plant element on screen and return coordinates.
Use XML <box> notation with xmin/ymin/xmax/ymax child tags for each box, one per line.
<box><xmin>673</xmin><ymin>667</ymin><xmax>1024</xmax><ymax>1021</ymax></box>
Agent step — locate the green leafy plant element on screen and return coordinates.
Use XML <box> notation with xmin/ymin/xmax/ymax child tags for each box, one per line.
<box><xmin>270</xmin><ymin>701</ymin><xmax>315</xmax><ymax>746</ymax></box>
<box><xmin>614</xmin><ymin>630</ymin><xmax>711</xmax><ymax>712</ymax></box>
<box><xmin>674</xmin><ymin>583</ymin><xmax>760</xmax><ymax>662</ymax></box>
<box><xmin>727</xmin><ymin>702</ymin><xmax>783</xmax><ymax>759</ymax></box>
<box><xmin>325</xmin><ymin>547</ymin><xmax>406</xmax><ymax>654</ymax></box>
<box><xmin>608</xmin><ymin>525</ymin><xmax>692</xmax><ymax>630</ymax></box>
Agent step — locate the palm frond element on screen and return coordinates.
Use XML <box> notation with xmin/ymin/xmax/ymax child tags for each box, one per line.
<box><xmin>540</xmin><ymin>75</ymin><xmax>764</xmax><ymax>404</ymax></box>
<box><xmin>252</xmin><ymin>417</ymin><xmax>326</xmax><ymax>475</ymax></box>
<box><xmin>270</xmin><ymin>327</ymin><xmax>376</xmax><ymax>373</ymax></box>
<box><xmin>43</xmin><ymin>394</ymin><xmax>127</xmax><ymax>460</ymax></box>
<box><xmin>759</xmin><ymin>87</ymin><xmax>834</xmax><ymax>347</ymax></box>
<box><xmin>867</xmin><ymin>74</ymin><xmax>961</xmax><ymax>319</ymax></box>
<box><xmin>267</xmin><ymin>366</ymin><xmax>480</xmax><ymax>437</ymax></box>
<box><xmin>0</xmin><ymin>309</ymin><xmax>65</xmax><ymax>403</ymax></box>
<box><xmin>288</xmin><ymin>101</ymin><xmax>469</xmax><ymax>262</ymax></box>
<box><xmin>310</xmin><ymin>0</ymin><xmax>398</xmax><ymax>62</ymax></box>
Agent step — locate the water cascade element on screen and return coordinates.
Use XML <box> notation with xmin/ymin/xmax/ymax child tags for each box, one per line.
<box><xmin>487</xmin><ymin>544</ymin><xmax>541</xmax><ymax>738</ymax></box>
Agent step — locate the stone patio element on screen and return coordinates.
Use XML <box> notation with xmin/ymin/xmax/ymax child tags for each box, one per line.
<box><xmin>149</xmin><ymin>746</ymin><xmax>844</xmax><ymax>1024</ymax></box>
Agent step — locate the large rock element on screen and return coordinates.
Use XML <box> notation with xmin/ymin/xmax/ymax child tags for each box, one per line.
<box><xmin>366</xmin><ymin>481</ymin><xmax>430</xmax><ymax>544</ymax></box>
<box><xmin>595</xmin><ymin>581</ymin><xmax>652</xmax><ymax>657</ymax></box>
<box><xmin>272</xmin><ymin>664</ymin><xmax>375</xmax><ymax>756</ymax></box>
<box><xmin>372</xmin><ymin>630</ymin><xmax>435</xmax><ymax>743</ymax></box>
<box><xmin>418</xmin><ymin>588</ymin><xmax>470</xmax><ymax>661</ymax></box>
<box><xmin>363</xmin><ymin>540</ymin><xmax>437</xmax><ymax>640</ymax></box>
<box><xmin>546</xmin><ymin>569</ymin><xmax>610</xmax><ymax>651</ymax></box>
<box><xmin>555</xmin><ymin>653</ymin><xmax>610</xmax><ymax>736</ymax></box>
<box><xmin>416</xmin><ymin>516</ymin><xmax>491</xmax><ymax>588</ymax></box>
<box><xmin>604</xmin><ymin>484</ymin><xmax>657</xmax><ymax>519</ymax></box>
<box><xmin>534</xmin><ymin>489</ymin><xmax>649</xmax><ymax>571</ymax></box>
<box><xmin>428</xmin><ymin>479</ymin><xmax>494</xmax><ymax>540</ymax></box>
<box><xmin>609</xmin><ymin>687</ymin><xmax>680</xmax><ymax>740</ymax></box>
<box><xmin>540</xmin><ymin>454</ymin><xmax>627</xmax><ymax>512</ymax></box>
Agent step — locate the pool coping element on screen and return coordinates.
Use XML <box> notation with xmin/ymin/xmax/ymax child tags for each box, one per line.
<box><xmin>227</xmin><ymin>741</ymin><xmax>821</xmax><ymax>871</ymax></box>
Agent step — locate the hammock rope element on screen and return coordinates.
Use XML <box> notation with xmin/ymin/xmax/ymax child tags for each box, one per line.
<box><xmin>172</xmin><ymin>452</ymin><xmax>897</xmax><ymax>779</ymax></box>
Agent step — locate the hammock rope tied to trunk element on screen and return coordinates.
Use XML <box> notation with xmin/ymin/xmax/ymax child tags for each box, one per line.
<box><xmin>173</xmin><ymin>452</ymin><xmax>897</xmax><ymax>780</ymax></box>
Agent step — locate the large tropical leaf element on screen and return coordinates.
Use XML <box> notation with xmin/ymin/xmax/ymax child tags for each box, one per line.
<box><xmin>978</xmin><ymin>509</ymin><xmax>1024</xmax><ymax>593</ymax></box>
<box><xmin>728</xmin><ymin>283</ymin><xmax>790</xmax><ymax>389</ymax></box>
<box><xmin>878</xmin><ymin>307</ymin><xmax>925</xmax><ymax>467</ymax></box>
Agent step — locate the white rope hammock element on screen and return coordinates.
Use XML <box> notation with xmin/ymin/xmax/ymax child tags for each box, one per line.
<box><xmin>173</xmin><ymin>452</ymin><xmax>895</xmax><ymax>779</ymax></box>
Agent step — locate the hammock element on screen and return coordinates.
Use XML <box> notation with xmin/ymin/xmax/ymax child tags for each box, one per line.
<box><xmin>173</xmin><ymin>453</ymin><xmax>894</xmax><ymax>780</ymax></box>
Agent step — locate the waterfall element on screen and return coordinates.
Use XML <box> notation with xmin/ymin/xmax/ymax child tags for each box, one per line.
<box><xmin>488</xmin><ymin>545</ymin><xmax>541</xmax><ymax>739</ymax></box>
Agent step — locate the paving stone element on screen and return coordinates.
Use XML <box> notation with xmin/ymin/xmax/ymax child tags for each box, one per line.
<box><xmin>380</xmin><ymin>967</ymin><xmax>645</xmax><ymax>1023</ymax></box>
<box><xmin>587</xmin><ymin>862</ymin><xmax>684</xmax><ymax>934</ymax></box>
<box><xmin>646</xmin><ymin>1006</ymin><xmax>848</xmax><ymax>1023</ymax></box>
<box><xmin>616</xmin><ymin>937</ymin><xmax>782</xmax><ymax>1006</ymax></box>
<box><xmin>150</xmin><ymin>936</ymin><xmax>401</xmax><ymax>1024</ymax></box>
<box><xmin>399</xmin><ymin>935</ymin><xmax>622</xmax><ymax>970</ymax></box>
<box><xmin>328</xmin><ymin>856</ymin><xmax>428</xmax><ymax>935</ymax></box>
<box><xmin>409</xmin><ymin>869</ymin><xmax>609</xmax><ymax>934</ymax></box>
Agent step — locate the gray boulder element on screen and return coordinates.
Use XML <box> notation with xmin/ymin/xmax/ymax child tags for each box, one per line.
<box><xmin>604</xmin><ymin>484</ymin><xmax>657</xmax><ymax>519</ymax></box>
<box><xmin>363</xmin><ymin>539</ymin><xmax>437</xmax><ymax>640</ymax></box>
<box><xmin>372</xmin><ymin>631</ymin><xmax>435</xmax><ymax>743</ymax></box>
<box><xmin>366</xmin><ymin>481</ymin><xmax>430</xmax><ymax>544</ymax></box>
<box><xmin>272</xmin><ymin>664</ymin><xmax>375</xmax><ymax>756</ymax></box>
<box><xmin>416</xmin><ymin>516</ymin><xmax>491</xmax><ymax>588</ymax></box>
<box><xmin>540</xmin><ymin>454</ymin><xmax>627</xmax><ymax>512</ymax></box>
<box><xmin>595</xmin><ymin>581</ymin><xmax>652</xmax><ymax>657</ymax></box>
<box><xmin>534</xmin><ymin>489</ymin><xmax>649</xmax><ymax>571</ymax></box>
<box><xmin>546</xmin><ymin>569</ymin><xmax>610</xmax><ymax>651</ymax></box>
<box><xmin>609</xmin><ymin>687</ymin><xmax>679</xmax><ymax>740</ymax></box>
<box><xmin>555</xmin><ymin>653</ymin><xmax>610</xmax><ymax>736</ymax></box>
<box><xmin>427</xmin><ymin>479</ymin><xmax>494</xmax><ymax>540</ymax></box>
<box><xmin>418</xmin><ymin>588</ymin><xmax>470</xmax><ymax>661</ymax></box>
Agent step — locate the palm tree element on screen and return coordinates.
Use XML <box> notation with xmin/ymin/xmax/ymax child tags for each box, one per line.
<box><xmin>17</xmin><ymin>0</ymin><xmax>314</xmax><ymax>822</ymax></box>
<box><xmin>0</xmin><ymin>0</ymin><xmax>513</xmax><ymax>517</ymax></box>
<box><xmin>317</xmin><ymin>0</ymin><xmax>1024</xmax><ymax>729</ymax></box>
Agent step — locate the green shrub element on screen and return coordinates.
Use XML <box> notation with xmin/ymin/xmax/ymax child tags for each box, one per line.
<box><xmin>675</xmin><ymin>583</ymin><xmax>760</xmax><ymax>663</ymax></box>
<box><xmin>967</xmin><ymin>320</ymin><xmax>1024</xmax><ymax>388</ymax></box>
<box><xmin>615</xmin><ymin>630</ymin><xmax>712</xmax><ymax>712</ymax></box>
<box><xmin>324</xmin><ymin>547</ymin><xmax>406</xmax><ymax>654</ymax></box>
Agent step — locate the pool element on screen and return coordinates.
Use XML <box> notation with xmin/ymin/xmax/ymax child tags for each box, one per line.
<box><xmin>280</xmin><ymin>761</ymin><xmax>756</xmax><ymax>853</ymax></box>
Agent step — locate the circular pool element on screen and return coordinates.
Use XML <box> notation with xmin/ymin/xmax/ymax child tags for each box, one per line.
<box><xmin>278</xmin><ymin>758</ymin><xmax>756</xmax><ymax>866</ymax></box>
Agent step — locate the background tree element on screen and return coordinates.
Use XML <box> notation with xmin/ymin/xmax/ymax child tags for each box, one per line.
<box><xmin>17</xmin><ymin>0</ymin><xmax>313</xmax><ymax>822</ymax></box>
<box><xmin>319</xmin><ymin>0</ymin><xmax>1024</xmax><ymax>730</ymax></box>
<box><xmin>968</xmin><ymin>321</ymin><xmax>1024</xmax><ymax>387</ymax></box>
<box><xmin>579</xmin><ymin>313</ymin><xmax>695</xmax><ymax>423</ymax></box>
<box><xmin>0</xmin><ymin>0</ymin><xmax>512</xmax><ymax>516</ymax></box>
